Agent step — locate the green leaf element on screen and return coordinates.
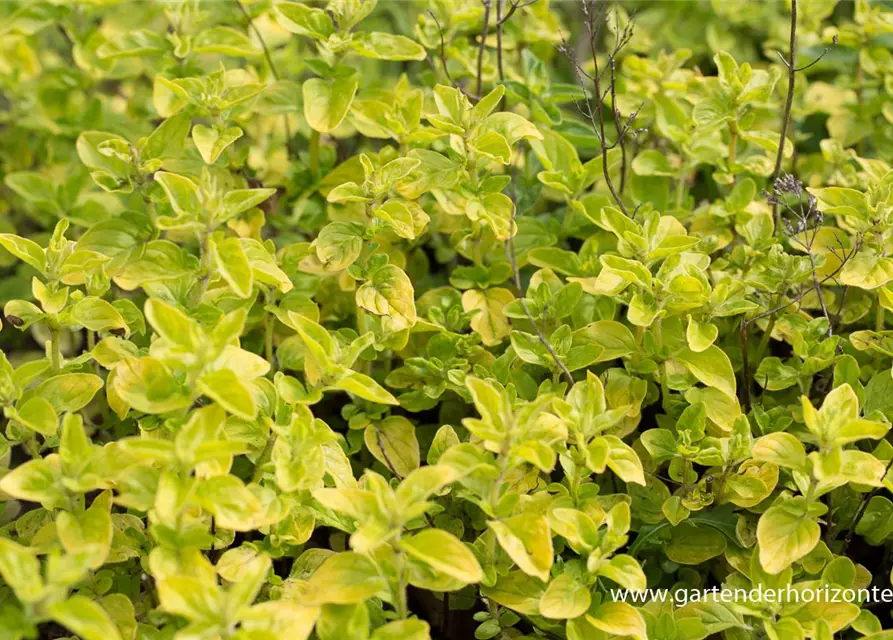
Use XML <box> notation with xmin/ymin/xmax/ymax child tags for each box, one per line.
<box><xmin>144</xmin><ymin>299</ymin><xmax>201</xmax><ymax>350</ymax></box>
<box><xmin>675</xmin><ymin>601</ymin><xmax>747</xmax><ymax>639</ymax></box>
<box><xmin>71</xmin><ymin>297</ymin><xmax>127</xmax><ymax>334</ymax></box>
<box><xmin>352</xmin><ymin>32</ymin><xmax>427</xmax><ymax>61</ymax></box>
<box><xmin>14</xmin><ymin>396</ymin><xmax>58</xmax><ymax>436</ymax></box>
<box><xmin>303</xmin><ymin>552</ymin><xmax>386</xmax><ymax>606</ymax></box>
<box><xmin>56</xmin><ymin>490</ymin><xmax>113</xmax><ymax>566</ymax></box>
<box><xmin>37</xmin><ymin>374</ymin><xmax>103</xmax><ymax>413</ymax></box>
<box><xmin>193</xmin><ymin>26</ymin><xmax>261</xmax><ymax>57</ymax></box>
<box><xmin>0</xmin><ymin>234</ymin><xmax>46</xmax><ymax>273</ymax></box>
<box><xmin>757</xmin><ymin>501</ymin><xmax>820</xmax><ymax>575</ymax></box>
<box><xmin>401</xmin><ymin>529</ymin><xmax>483</xmax><ymax>584</ymax></box>
<box><xmin>199</xmin><ymin>369</ymin><xmax>257</xmax><ymax>420</ymax></box>
<box><xmin>314</xmin><ymin>222</ymin><xmax>366</xmax><ymax>271</ymax></box>
<box><xmin>304</xmin><ymin>76</ymin><xmax>359</xmax><ymax>133</ymax></box>
<box><xmin>539</xmin><ymin>572</ymin><xmax>591</xmax><ymax>619</ymax></box>
<box><xmin>4</xmin><ymin>299</ymin><xmax>44</xmax><ymax>330</ymax></box>
<box><xmin>210</xmin><ymin>236</ymin><xmax>254</xmax><ymax>298</ymax></box>
<box><xmin>332</xmin><ymin>370</ymin><xmax>398</xmax><ymax>405</ymax></box>
<box><xmin>365</xmin><ymin>416</ymin><xmax>420</xmax><ymax>477</ymax></box>
<box><xmin>675</xmin><ymin>345</ymin><xmax>737</xmax><ymax>399</ymax></box>
<box><xmin>462</xmin><ymin>288</ymin><xmax>514</xmax><ymax>346</ymax></box>
<box><xmin>154</xmin><ymin>171</ymin><xmax>200</xmax><ymax>218</ymax></box>
<box><xmin>0</xmin><ymin>457</ymin><xmax>65</xmax><ymax>507</ymax></box>
<box><xmin>752</xmin><ymin>433</ymin><xmax>808</xmax><ymax>471</ymax></box>
<box><xmin>356</xmin><ymin>264</ymin><xmax>417</xmax><ymax>331</ymax></box>
<box><xmin>274</xmin><ymin>1</ymin><xmax>336</xmax><ymax>39</ymax></box>
<box><xmin>143</xmin><ymin>113</ymin><xmax>191</xmax><ymax>161</ymax></box>
<box><xmin>467</xmin><ymin>193</ymin><xmax>515</xmax><ymax>241</ymax></box>
<box><xmin>587</xmin><ymin>435</ymin><xmax>646</xmax><ymax>486</ymax></box>
<box><xmin>226</xmin><ymin>553</ymin><xmax>271</xmax><ymax>611</ymax></box>
<box><xmin>667</xmin><ymin>522</ymin><xmax>727</xmax><ymax>564</ymax></box>
<box><xmin>5</xmin><ymin>172</ymin><xmax>60</xmax><ymax>214</ymax></box>
<box><xmin>807</xmin><ymin>187</ymin><xmax>869</xmax><ymax>218</ymax></box>
<box><xmin>686</xmin><ymin>316</ymin><xmax>718</xmax><ymax>353</ymax></box>
<box><xmin>598</xmin><ymin>554</ymin><xmax>647</xmax><ymax>592</ymax></box>
<box><xmin>113</xmin><ymin>356</ymin><xmax>192</xmax><ymax>414</ymax></box>
<box><xmin>192</xmin><ymin>125</ymin><xmax>243</xmax><ymax>165</ymax></box>
<box><xmin>586</xmin><ymin>601</ymin><xmax>647</xmax><ymax>640</ymax></box>
<box><xmin>157</xmin><ymin>575</ymin><xmax>222</xmax><ymax>623</ymax></box>
<box><xmin>632</xmin><ymin>149</ymin><xmax>675</xmax><ymax>176</ymax></box>
<box><xmin>856</xmin><ymin>496</ymin><xmax>893</xmax><ymax>546</ymax></box>
<box><xmin>480</xmin><ymin>112</ymin><xmax>542</xmax><ymax>146</ymax></box>
<box><xmin>370</xmin><ymin>620</ymin><xmax>430</xmax><ymax>640</ymax></box>
<box><xmin>489</xmin><ymin>514</ymin><xmax>553</xmax><ymax>582</ymax></box>
<box><xmin>0</xmin><ymin>537</ymin><xmax>43</xmax><ymax>604</ymax></box>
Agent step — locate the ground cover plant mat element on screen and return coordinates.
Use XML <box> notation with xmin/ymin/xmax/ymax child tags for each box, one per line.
<box><xmin>2</xmin><ymin>0</ymin><xmax>893</xmax><ymax>638</ymax></box>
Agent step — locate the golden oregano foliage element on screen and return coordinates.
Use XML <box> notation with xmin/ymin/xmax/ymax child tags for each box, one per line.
<box><xmin>0</xmin><ymin>0</ymin><xmax>893</xmax><ymax>638</ymax></box>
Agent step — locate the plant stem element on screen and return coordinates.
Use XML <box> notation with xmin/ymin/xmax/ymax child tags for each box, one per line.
<box><xmin>194</xmin><ymin>231</ymin><xmax>212</xmax><ymax>305</ymax></box>
<box><xmin>675</xmin><ymin>167</ymin><xmax>687</xmax><ymax>209</ymax></box>
<box><xmin>251</xmin><ymin>436</ymin><xmax>274</xmax><ymax>483</ymax></box>
<box><xmin>394</xmin><ymin>548</ymin><xmax>409</xmax><ymax>619</ymax></box>
<box><xmin>495</xmin><ymin>0</ymin><xmax>505</xmax><ymax>84</ymax></box>
<box><xmin>234</xmin><ymin>0</ymin><xmax>293</xmax><ymax>158</ymax></box>
<box><xmin>476</xmin><ymin>0</ymin><xmax>491</xmax><ymax>99</ymax></box>
<box><xmin>309</xmin><ymin>129</ymin><xmax>320</xmax><ymax>179</ymax></box>
<box><xmin>264</xmin><ymin>312</ymin><xmax>275</xmax><ymax>376</ymax></box>
<box><xmin>772</xmin><ymin>0</ymin><xmax>797</xmax><ymax>234</ymax></box>
<box><xmin>727</xmin><ymin>119</ymin><xmax>738</xmax><ymax>166</ymax></box>
<box><xmin>50</xmin><ymin>327</ymin><xmax>62</xmax><ymax>372</ymax></box>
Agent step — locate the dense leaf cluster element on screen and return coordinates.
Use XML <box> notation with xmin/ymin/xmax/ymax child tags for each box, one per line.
<box><xmin>1</xmin><ymin>0</ymin><xmax>893</xmax><ymax>639</ymax></box>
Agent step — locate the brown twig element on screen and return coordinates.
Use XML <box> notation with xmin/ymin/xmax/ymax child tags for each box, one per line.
<box><xmin>496</xmin><ymin>0</ymin><xmax>505</xmax><ymax>83</ymax></box>
<box><xmin>427</xmin><ymin>10</ymin><xmax>480</xmax><ymax>101</ymax></box>
<box><xmin>235</xmin><ymin>0</ymin><xmax>294</xmax><ymax>158</ymax></box>
<box><xmin>477</xmin><ymin>0</ymin><xmax>492</xmax><ymax>99</ymax></box>
<box><xmin>739</xmin><ymin>227</ymin><xmax>860</xmax><ymax>410</ymax></box>
<box><xmin>498</xmin><ymin>0</ymin><xmax>537</xmax><ymax>26</ymax></box>
<box><xmin>771</xmin><ymin>175</ymin><xmax>832</xmax><ymax>338</ymax></box>
<box><xmin>558</xmin><ymin>0</ymin><xmax>638</xmax><ymax>217</ymax></box>
<box><xmin>770</xmin><ymin>1</ymin><xmax>836</xmax><ymax>234</ymax></box>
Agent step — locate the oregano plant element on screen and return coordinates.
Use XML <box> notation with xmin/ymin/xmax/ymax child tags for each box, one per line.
<box><xmin>1</xmin><ymin>1</ymin><xmax>893</xmax><ymax>639</ymax></box>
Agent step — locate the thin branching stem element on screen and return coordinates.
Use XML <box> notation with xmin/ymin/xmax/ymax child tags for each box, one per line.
<box><xmin>428</xmin><ymin>10</ymin><xmax>479</xmax><ymax>100</ymax></box>
<box><xmin>740</xmin><ymin>239</ymin><xmax>859</xmax><ymax>410</ymax></box>
<box><xmin>559</xmin><ymin>0</ymin><xmax>636</xmax><ymax>216</ymax></box>
<box><xmin>496</xmin><ymin>0</ymin><xmax>505</xmax><ymax>83</ymax></box>
<box><xmin>504</xmin><ymin>149</ymin><xmax>575</xmax><ymax>386</ymax></box>
<box><xmin>235</xmin><ymin>0</ymin><xmax>294</xmax><ymax>158</ymax></box>
<box><xmin>771</xmin><ymin>0</ymin><xmax>797</xmax><ymax>234</ymax></box>
<box><xmin>498</xmin><ymin>0</ymin><xmax>536</xmax><ymax>26</ymax></box>
<box><xmin>477</xmin><ymin>0</ymin><xmax>492</xmax><ymax>99</ymax></box>
<box><xmin>770</xmin><ymin>2</ymin><xmax>836</xmax><ymax>234</ymax></box>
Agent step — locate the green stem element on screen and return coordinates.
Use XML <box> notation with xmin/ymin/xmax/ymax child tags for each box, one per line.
<box><xmin>309</xmin><ymin>129</ymin><xmax>320</xmax><ymax>179</ymax></box>
<box><xmin>50</xmin><ymin>327</ymin><xmax>62</xmax><ymax>372</ymax></box>
<box><xmin>754</xmin><ymin>292</ymin><xmax>785</xmax><ymax>363</ymax></box>
<box><xmin>874</xmin><ymin>301</ymin><xmax>885</xmax><ymax>370</ymax></box>
<box><xmin>728</xmin><ymin>120</ymin><xmax>738</xmax><ymax>166</ymax></box>
<box><xmin>194</xmin><ymin>231</ymin><xmax>212</xmax><ymax>306</ymax></box>
<box><xmin>251</xmin><ymin>436</ymin><xmax>274</xmax><ymax>483</ymax></box>
<box><xmin>675</xmin><ymin>167</ymin><xmax>687</xmax><ymax>209</ymax></box>
<box><xmin>86</xmin><ymin>330</ymin><xmax>96</xmax><ymax>351</ymax></box>
<box><xmin>264</xmin><ymin>312</ymin><xmax>276</xmax><ymax>376</ymax></box>
<box><xmin>394</xmin><ymin>549</ymin><xmax>409</xmax><ymax>619</ymax></box>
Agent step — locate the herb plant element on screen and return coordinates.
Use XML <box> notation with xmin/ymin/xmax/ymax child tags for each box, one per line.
<box><xmin>1</xmin><ymin>1</ymin><xmax>893</xmax><ymax>639</ymax></box>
